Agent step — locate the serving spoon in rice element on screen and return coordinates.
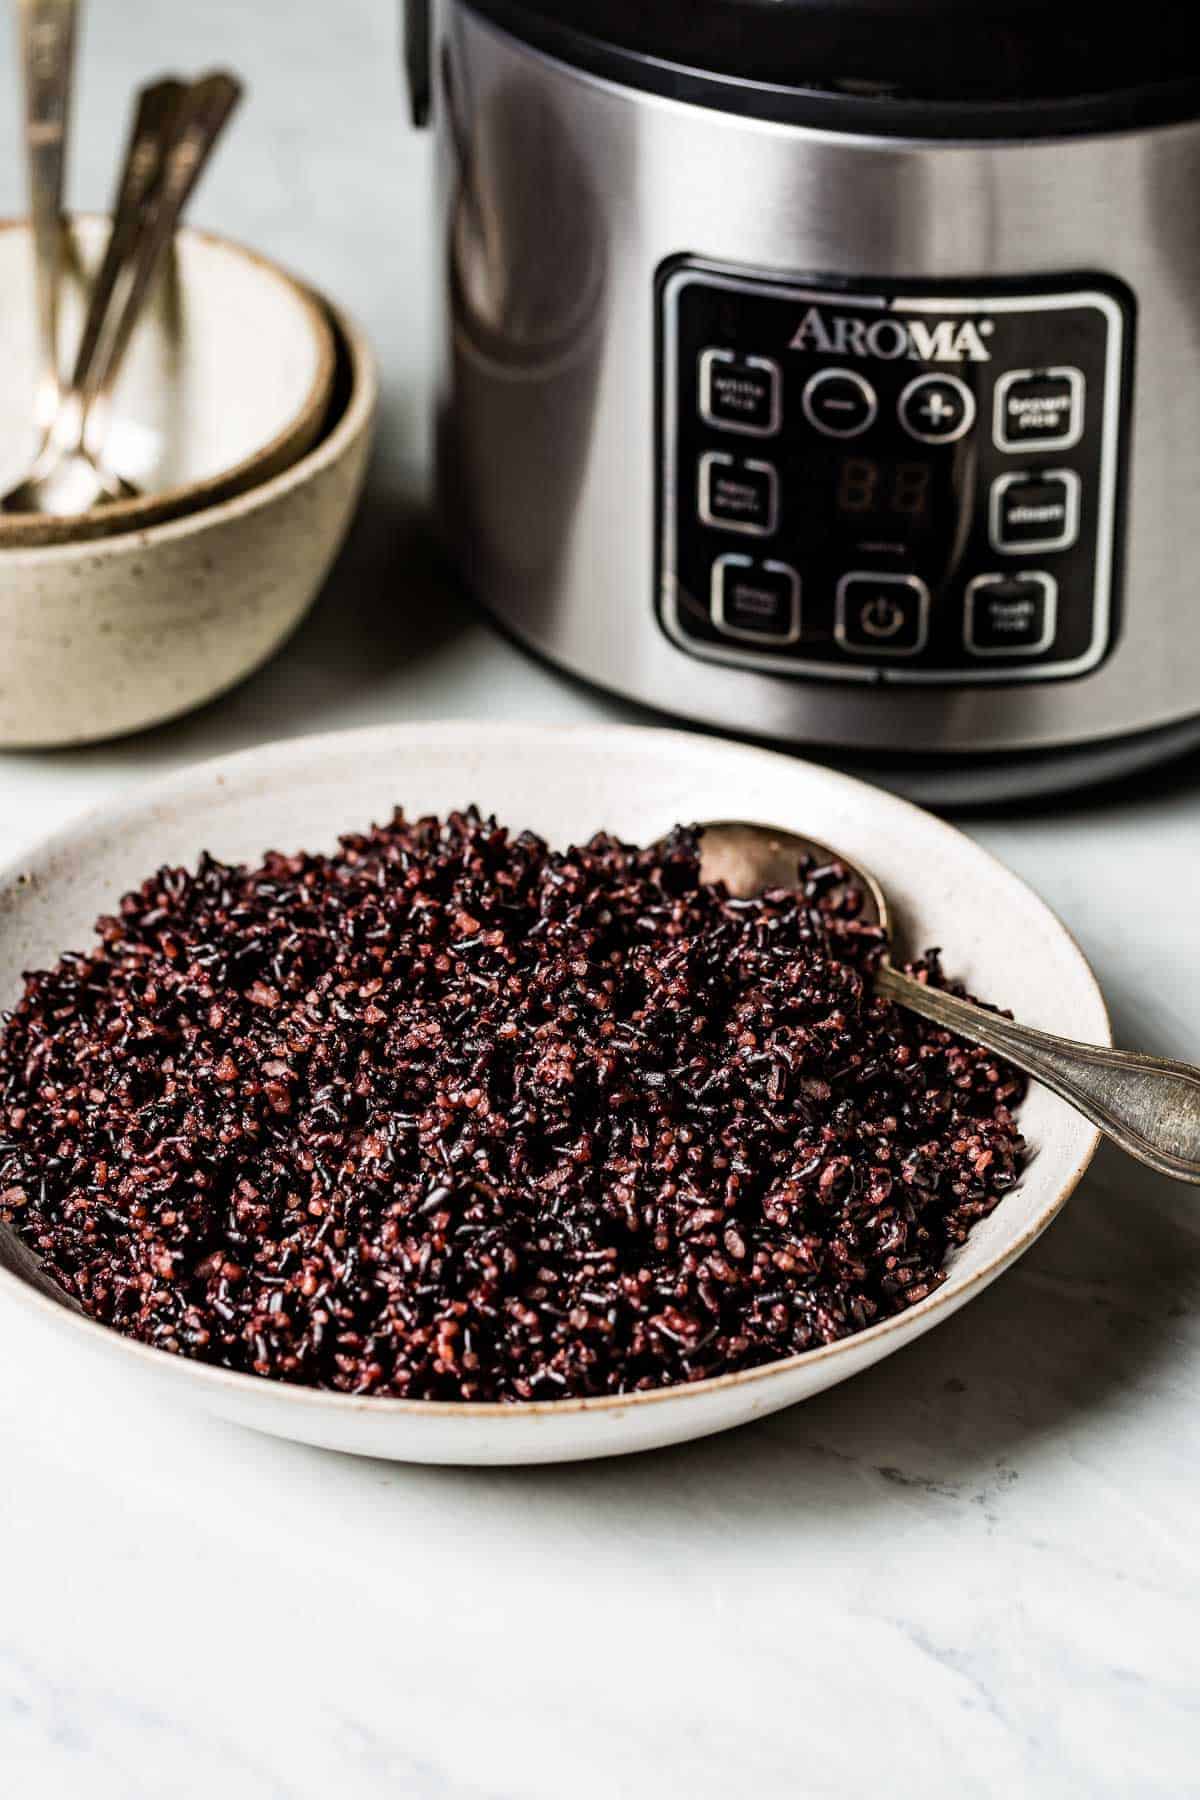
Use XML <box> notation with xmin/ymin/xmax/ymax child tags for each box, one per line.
<box><xmin>698</xmin><ymin>820</ymin><xmax>1200</xmax><ymax>1184</ymax></box>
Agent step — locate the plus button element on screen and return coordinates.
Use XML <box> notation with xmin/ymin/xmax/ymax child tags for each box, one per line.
<box><xmin>898</xmin><ymin>373</ymin><xmax>976</xmax><ymax>444</ymax></box>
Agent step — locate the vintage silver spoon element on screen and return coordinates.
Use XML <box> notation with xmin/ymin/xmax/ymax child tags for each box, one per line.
<box><xmin>2</xmin><ymin>69</ymin><xmax>241</xmax><ymax>519</ymax></box>
<box><xmin>698</xmin><ymin>820</ymin><xmax>1200</xmax><ymax>1184</ymax></box>
<box><xmin>9</xmin><ymin>0</ymin><xmax>78</xmax><ymax>449</ymax></box>
<box><xmin>64</xmin><ymin>76</ymin><xmax>188</xmax><ymax>431</ymax></box>
<box><xmin>2</xmin><ymin>75</ymin><xmax>185</xmax><ymax>516</ymax></box>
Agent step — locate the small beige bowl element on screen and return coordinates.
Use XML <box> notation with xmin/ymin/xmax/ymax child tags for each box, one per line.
<box><xmin>0</xmin><ymin>294</ymin><xmax>376</xmax><ymax>746</ymax></box>
<box><xmin>0</xmin><ymin>216</ymin><xmax>337</xmax><ymax>547</ymax></box>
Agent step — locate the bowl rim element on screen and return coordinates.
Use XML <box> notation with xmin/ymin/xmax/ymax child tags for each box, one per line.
<box><xmin>0</xmin><ymin>719</ymin><xmax>1108</xmax><ymax>1421</ymax></box>
<box><xmin>0</xmin><ymin>218</ymin><xmax>375</xmax><ymax>564</ymax></box>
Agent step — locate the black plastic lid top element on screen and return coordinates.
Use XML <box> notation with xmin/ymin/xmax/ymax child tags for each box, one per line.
<box><xmin>463</xmin><ymin>0</ymin><xmax>1200</xmax><ymax>138</ymax></box>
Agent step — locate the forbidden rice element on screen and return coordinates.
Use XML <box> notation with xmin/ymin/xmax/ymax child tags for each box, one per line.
<box><xmin>0</xmin><ymin>810</ymin><xmax>1026</xmax><ymax>1400</ymax></box>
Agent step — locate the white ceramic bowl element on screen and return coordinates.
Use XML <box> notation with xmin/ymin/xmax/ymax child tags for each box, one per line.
<box><xmin>0</xmin><ymin>217</ymin><xmax>336</xmax><ymax>545</ymax></box>
<box><xmin>0</xmin><ymin>297</ymin><xmax>375</xmax><ymax>747</ymax></box>
<box><xmin>0</xmin><ymin>722</ymin><xmax>1108</xmax><ymax>1463</ymax></box>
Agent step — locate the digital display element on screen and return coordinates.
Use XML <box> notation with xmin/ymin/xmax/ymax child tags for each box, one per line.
<box><xmin>835</xmin><ymin>457</ymin><xmax>933</xmax><ymax>520</ymax></box>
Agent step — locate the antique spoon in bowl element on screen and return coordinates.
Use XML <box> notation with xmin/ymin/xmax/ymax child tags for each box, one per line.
<box><xmin>697</xmin><ymin>820</ymin><xmax>1200</xmax><ymax>1183</ymax></box>
<box><xmin>1</xmin><ymin>71</ymin><xmax>241</xmax><ymax>519</ymax></box>
<box><xmin>2</xmin><ymin>75</ymin><xmax>184</xmax><ymax>516</ymax></box>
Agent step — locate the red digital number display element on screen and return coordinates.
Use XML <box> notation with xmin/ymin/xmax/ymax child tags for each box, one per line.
<box><xmin>836</xmin><ymin>458</ymin><xmax>932</xmax><ymax>519</ymax></box>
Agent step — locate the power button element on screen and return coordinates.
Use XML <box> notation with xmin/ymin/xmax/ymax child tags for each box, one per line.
<box><xmin>836</xmin><ymin>573</ymin><xmax>930</xmax><ymax>657</ymax></box>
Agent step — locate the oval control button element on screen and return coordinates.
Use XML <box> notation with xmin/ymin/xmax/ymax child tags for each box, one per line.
<box><xmin>898</xmin><ymin>372</ymin><xmax>977</xmax><ymax>444</ymax></box>
<box><xmin>835</xmin><ymin>572</ymin><xmax>930</xmax><ymax>657</ymax></box>
<box><xmin>711</xmin><ymin>555</ymin><xmax>801</xmax><ymax>643</ymax></box>
<box><xmin>699</xmin><ymin>452</ymin><xmax>779</xmax><ymax>536</ymax></box>
<box><xmin>989</xmin><ymin>469</ymin><xmax>1080</xmax><ymax>553</ymax></box>
<box><xmin>801</xmin><ymin>368</ymin><xmax>877</xmax><ymax>439</ymax></box>
<box><xmin>994</xmin><ymin>367</ymin><xmax>1084</xmax><ymax>452</ymax></box>
<box><xmin>965</xmin><ymin>572</ymin><xmax>1057</xmax><ymax>656</ymax></box>
<box><xmin>699</xmin><ymin>349</ymin><xmax>781</xmax><ymax>435</ymax></box>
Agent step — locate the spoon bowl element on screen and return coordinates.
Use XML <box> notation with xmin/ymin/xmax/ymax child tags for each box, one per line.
<box><xmin>2</xmin><ymin>408</ymin><xmax>136</xmax><ymax>515</ymax></box>
<box><xmin>697</xmin><ymin>817</ymin><xmax>887</xmax><ymax>928</ymax></box>
<box><xmin>697</xmin><ymin>818</ymin><xmax>1200</xmax><ymax>1184</ymax></box>
<box><xmin>2</xmin><ymin>451</ymin><xmax>128</xmax><ymax>515</ymax></box>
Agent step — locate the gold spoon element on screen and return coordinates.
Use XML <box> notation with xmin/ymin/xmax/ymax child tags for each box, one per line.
<box><xmin>698</xmin><ymin>820</ymin><xmax>1200</xmax><ymax>1184</ymax></box>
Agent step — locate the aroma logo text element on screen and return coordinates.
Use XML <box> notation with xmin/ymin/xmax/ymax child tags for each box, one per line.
<box><xmin>790</xmin><ymin>306</ymin><xmax>993</xmax><ymax>363</ymax></box>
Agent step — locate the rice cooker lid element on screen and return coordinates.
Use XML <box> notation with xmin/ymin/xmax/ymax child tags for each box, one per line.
<box><xmin>465</xmin><ymin>0</ymin><xmax>1200</xmax><ymax>137</ymax></box>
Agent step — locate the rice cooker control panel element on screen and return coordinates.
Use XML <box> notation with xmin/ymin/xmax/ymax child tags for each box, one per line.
<box><xmin>657</xmin><ymin>259</ymin><xmax>1132</xmax><ymax>685</ymax></box>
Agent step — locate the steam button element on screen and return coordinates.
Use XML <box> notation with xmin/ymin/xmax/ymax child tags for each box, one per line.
<box><xmin>898</xmin><ymin>373</ymin><xmax>977</xmax><ymax>444</ymax></box>
<box><xmin>990</xmin><ymin>469</ymin><xmax>1080</xmax><ymax>553</ymax></box>
<box><xmin>836</xmin><ymin>573</ymin><xmax>930</xmax><ymax>657</ymax></box>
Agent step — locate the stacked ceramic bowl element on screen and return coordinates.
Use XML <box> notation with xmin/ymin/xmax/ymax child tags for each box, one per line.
<box><xmin>0</xmin><ymin>215</ymin><xmax>376</xmax><ymax>746</ymax></box>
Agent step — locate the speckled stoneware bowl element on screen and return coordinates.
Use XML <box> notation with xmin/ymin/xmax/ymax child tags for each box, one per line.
<box><xmin>0</xmin><ymin>295</ymin><xmax>375</xmax><ymax>747</ymax></box>
<box><xmin>0</xmin><ymin>722</ymin><xmax>1108</xmax><ymax>1463</ymax></box>
<box><xmin>0</xmin><ymin>217</ymin><xmax>337</xmax><ymax>546</ymax></box>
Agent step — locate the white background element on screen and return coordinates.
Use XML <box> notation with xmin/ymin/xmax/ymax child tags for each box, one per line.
<box><xmin>2</xmin><ymin>4</ymin><xmax>1199</xmax><ymax>1794</ymax></box>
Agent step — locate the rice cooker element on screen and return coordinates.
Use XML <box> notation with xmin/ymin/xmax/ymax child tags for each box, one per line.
<box><xmin>404</xmin><ymin>0</ymin><xmax>1200</xmax><ymax>798</ymax></box>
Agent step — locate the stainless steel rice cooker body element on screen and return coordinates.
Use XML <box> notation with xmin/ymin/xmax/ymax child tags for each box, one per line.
<box><xmin>410</xmin><ymin>0</ymin><xmax>1200</xmax><ymax>761</ymax></box>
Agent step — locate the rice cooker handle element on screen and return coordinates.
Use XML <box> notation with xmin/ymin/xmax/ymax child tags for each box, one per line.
<box><xmin>403</xmin><ymin>0</ymin><xmax>432</xmax><ymax>127</ymax></box>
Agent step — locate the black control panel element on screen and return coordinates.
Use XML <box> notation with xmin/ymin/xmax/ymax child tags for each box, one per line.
<box><xmin>657</xmin><ymin>260</ymin><xmax>1132</xmax><ymax>685</ymax></box>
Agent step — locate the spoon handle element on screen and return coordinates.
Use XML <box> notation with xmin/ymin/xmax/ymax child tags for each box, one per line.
<box><xmin>67</xmin><ymin>75</ymin><xmax>188</xmax><ymax>403</ymax></box>
<box><xmin>17</xmin><ymin>0</ymin><xmax>77</xmax><ymax>431</ymax></box>
<box><xmin>876</xmin><ymin>961</ymin><xmax>1200</xmax><ymax>1184</ymax></box>
<box><xmin>79</xmin><ymin>70</ymin><xmax>243</xmax><ymax>419</ymax></box>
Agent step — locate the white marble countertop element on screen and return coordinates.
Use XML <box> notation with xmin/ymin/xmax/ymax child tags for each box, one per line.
<box><xmin>2</xmin><ymin>5</ymin><xmax>1200</xmax><ymax>1795</ymax></box>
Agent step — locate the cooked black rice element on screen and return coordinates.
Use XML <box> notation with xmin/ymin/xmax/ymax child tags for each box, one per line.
<box><xmin>0</xmin><ymin>810</ymin><xmax>1025</xmax><ymax>1400</ymax></box>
